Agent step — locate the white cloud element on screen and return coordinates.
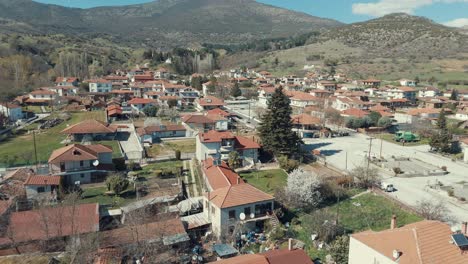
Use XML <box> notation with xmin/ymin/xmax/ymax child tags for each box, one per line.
<box><xmin>352</xmin><ymin>0</ymin><xmax>468</xmax><ymax>17</ymax></box>
<box><xmin>444</xmin><ymin>18</ymin><xmax>468</xmax><ymax>27</ymax></box>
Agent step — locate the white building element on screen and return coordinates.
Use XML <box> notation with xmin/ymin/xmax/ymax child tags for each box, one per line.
<box><xmin>399</xmin><ymin>79</ymin><xmax>417</xmax><ymax>87</ymax></box>
<box><xmin>24</xmin><ymin>175</ymin><xmax>60</xmax><ymax>201</ymax></box>
<box><xmin>196</xmin><ymin>130</ymin><xmax>260</xmax><ymax>167</ymax></box>
<box><xmin>26</xmin><ymin>89</ymin><xmax>57</xmax><ymax>104</ymax></box>
<box><xmin>418</xmin><ymin>86</ymin><xmax>440</xmax><ymax>98</ymax></box>
<box><xmin>258</xmin><ymin>87</ymin><xmax>275</xmax><ymax>107</ymax></box>
<box><xmin>0</xmin><ymin>103</ymin><xmax>23</xmax><ymax>121</ymax></box>
<box><xmin>89</xmin><ymin>79</ymin><xmax>112</xmax><ymax>93</ymax></box>
<box><xmin>386</xmin><ymin>86</ymin><xmax>417</xmax><ymax>103</ymax></box>
<box><xmin>316</xmin><ymin>81</ymin><xmax>337</xmax><ymax>92</ymax></box>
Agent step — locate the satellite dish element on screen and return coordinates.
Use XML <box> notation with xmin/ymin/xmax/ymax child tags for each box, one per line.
<box><xmin>250</xmin><ymin>213</ymin><xmax>255</xmax><ymax>219</ymax></box>
<box><xmin>93</xmin><ymin>160</ymin><xmax>100</xmax><ymax>167</ymax></box>
<box><xmin>239</xmin><ymin>213</ymin><xmax>246</xmax><ymax>221</ymax></box>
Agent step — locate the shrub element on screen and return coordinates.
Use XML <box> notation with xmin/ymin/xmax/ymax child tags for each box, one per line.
<box><xmin>175</xmin><ymin>150</ymin><xmax>181</xmax><ymax>160</ymax></box>
<box><xmin>393</xmin><ymin>167</ymin><xmax>402</xmax><ymax>175</ymax></box>
<box><xmin>105</xmin><ymin>175</ymin><xmax>129</xmax><ymax>196</ymax></box>
<box><xmin>441</xmin><ymin>166</ymin><xmax>447</xmax><ymax>171</ymax></box>
<box><xmin>447</xmin><ymin>189</ymin><xmax>454</xmax><ymax>197</ymax></box>
<box><xmin>278</xmin><ymin>155</ymin><xmax>300</xmax><ymax>173</ymax></box>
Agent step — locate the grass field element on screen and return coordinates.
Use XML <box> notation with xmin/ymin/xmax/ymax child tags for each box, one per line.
<box><xmin>165</xmin><ymin>139</ymin><xmax>196</xmax><ymax>153</ymax></box>
<box><xmin>80</xmin><ymin>185</ymin><xmax>135</xmax><ymax>207</ymax></box>
<box><xmin>240</xmin><ymin>169</ymin><xmax>288</xmax><ymax>194</ymax></box>
<box><xmin>22</xmin><ymin>105</ymin><xmax>51</xmax><ymax>114</ymax></box>
<box><xmin>0</xmin><ymin>111</ymin><xmax>107</xmax><ymax>167</ymax></box>
<box><xmin>294</xmin><ymin>192</ymin><xmax>422</xmax><ymax>260</ymax></box>
<box><xmin>139</xmin><ymin>160</ymin><xmax>184</xmax><ymax>176</ymax></box>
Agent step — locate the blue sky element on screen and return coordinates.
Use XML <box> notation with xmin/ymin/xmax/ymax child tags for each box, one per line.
<box><xmin>35</xmin><ymin>0</ymin><xmax>468</xmax><ymax>27</ymax></box>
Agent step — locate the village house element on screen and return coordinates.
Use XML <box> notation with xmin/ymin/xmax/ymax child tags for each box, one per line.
<box><xmin>61</xmin><ymin>119</ymin><xmax>120</xmax><ymax>141</ymax></box>
<box><xmin>291</xmin><ymin>113</ymin><xmax>322</xmax><ymax>138</ymax></box>
<box><xmin>358</xmin><ymin>79</ymin><xmax>381</xmax><ymax>88</ymax></box>
<box><xmin>47</xmin><ymin>86</ymin><xmax>79</xmax><ymax>97</ymax></box>
<box><xmin>182</xmin><ymin>113</ymin><xmax>228</xmax><ymax>132</ymax></box>
<box><xmin>399</xmin><ymin>79</ymin><xmax>418</xmax><ymax>87</ymax></box>
<box><xmin>179</xmin><ymin>87</ymin><xmax>200</xmax><ymax>106</ymax></box>
<box><xmin>209</xmin><ymin>247</ymin><xmax>313</xmax><ymax>264</ymax></box>
<box><xmin>143</xmin><ymin>91</ymin><xmax>165</xmax><ymax>100</ymax></box>
<box><xmin>131</xmin><ymin>73</ymin><xmax>154</xmax><ymax>83</ymax></box>
<box><xmin>104</xmin><ymin>75</ymin><xmax>129</xmax><ymax>86</ymax></box>
<box><xmin>0</xmin><ymin>102</ymin><xmax>23</xmax><ymax>121</ymax></box>
<box><xmin>444</xmin><ymin>89</ymin><xmax>468</xmax><ymax>100</ymax></box>
<box><xmin>48</xmin><ymin>144</ymin><xmax>114</xmax><ymax>185</ymax></box>
<box><xmin>394</xmin><ymin>108</ymin><xmax>443</xmax><ymax>124</ymax></box>
<box><xmin>195</xmin><ymin>96</ymin><xmax>225</xmax><ymax>111</ymax></box>
<box><xmin>88</xmin><ymin>79</ymin><xmax>113</xmax><ymax>93</ymax></box>
<box><xmin>137</xmin><ymin>124</ymin><xmax>186</xmax><ymax>144</ymax></box>
<box><xmin>127</xmin><ymin>98</ymin><xmax>157</xmax><ymax>111</ymax></box>
<box><xmin>196</xmin><ymin>130</ymin><xmax>260</xmax><ymax>166</ymax></box>
<box><xmin>316</xmin><ymin>81</ymin><xmax>337</xmax><ymax>92</ymax></box>
<box><xmin>23</xmin><ymin>175</ymin><xmax>61</xmax><ymax>201</ymax></box>
<box><xmin>258</xmin><ymin>87</ymin><xmax>276</xmax><ymax>107</ymax></box>
<box><xmin>154</xmin><ymin>67</ymin><xmax>171</xmax><ymax>79</ymax></box>
<box><xmin>349</xmin><ymin>217</ymin><xmax>468</xmax><ymax>264</ymax></box>
<box><xmin>55</xmin><ymin>77</ymin><xmax>79</xmax><ymax>87</ymax></box>
<box><xmin>203</xmin><ymin>182</ymin><xmax>274</xmax><ymax>239</ymax></box>
<box><xmin>287</xmin><ymin>91</ymin><xmax>320</xmax><ymax>109</ymax></box>
<box><xmin>332</xmin><ymin>97</ymin><xmax>374</xmax><ymax>111</ymax></box>
<box><xmin>418</xmin><ymin>86</ymin><xmax>440</xmax><ymax>98</ymax></box>
<box><xmin>341</xmin><ymin>108</ymin><xmax>369</xmax><ymax>118</ymax></box>
<box><xmin>386</xmin><ymin>86</ymin><xmax>417</xmax><ymax>103</ymax></box>
<box><xmin>26</xmin><ymin>89</ymin><xmax>57</xmax><ymax>104</ymax></box>
<box><xmin>455</xmin><ymin>109</ymin><xmax>468</xmax><ymax>121</ymax></box>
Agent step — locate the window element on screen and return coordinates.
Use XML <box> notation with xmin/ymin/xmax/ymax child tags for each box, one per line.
<box><xmin>211</xmin><ymin>206</ymin><xmax>215</xmax><ymax>215</ymax></box>
<box><xmin>37</xmin><ymin>187</ymin><xmax>45</xmax><ymax>193</ymax></box>
<box><xmin>244</xmin><ymin>207</ymin><xmax>251</xmax><ymax>216</ymax></box>
<box><xmin>205</xmin><ymin>201</ymin><xmax>209</xmax><ymax>209</ymax></box>
<box><xmin>229</xmin><ymin>210</ymin><xmax>236</xmax><ymax>220</ymax></box>
<box><xmin>80</xmin><ymin>174</ymin><xmax>85</xmax><ymax>178</ymax></box>
<box><xmin>79</xmin><ymin>161</ymin><xmax>84</xmax><ymax>167</ymax></box>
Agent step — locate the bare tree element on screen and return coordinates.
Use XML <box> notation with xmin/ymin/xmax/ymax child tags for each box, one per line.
<box><xmin>349</xmin><ymin>165</ymin><xmax>380</xmax><ymax>188</ymax></box>
<box><xmin>415</xmin><ymin>198</ymin><xmax>454</xmax><ymax>223</ymax></box>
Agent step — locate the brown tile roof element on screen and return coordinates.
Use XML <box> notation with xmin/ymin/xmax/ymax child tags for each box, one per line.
<box><xmin>342</xmin><ymin>108</ymin><xmax>369</xmax><ymax>118</ymax></box>
<box><xmin>24</xmin><ymin>175</ymin><xmax>61</xmax><ymax>186</ymax></box>
<box><xmin>30</xmin><ymin>89</ymin><xmax>56</xmax><ymax>95</ymax></box>
<box><xmin>55</xmin><ymin>77</ymin><xmax>78</xmax><ymax>83</ymax></box>
<box><xmin>48</xmin><ymin>144</ymin><xmax>112</xmax><ymax>163</ymax></box>
<box><xmin>352</xmin><ymin>220</ymin><xmax>468</xmax><ymax>264</ymax></box>
<box><xmin>4</xmin><ymin>168</ymin><xmax>34</xmax><ymax>182</ymax></box>
<box><xmin>202</xmin><ymin>158</ymin><xmax>244</xmax><ymax>190</ymax></box>
<box><xmin>62</xmin><ymin>119</ymin><xmax>117</xmax><ymax>134</ymax></box>
<box><xmin>182</xmin><ymin>114</ymin><xmax>216</xmax><ymax>124</ymax></box>
<box><xmin>398</xmin><ymin>86</ymin><xmax>417</xmax><ymax>92</ymax></box>
<box><xmin>206</xmin><ymin>108</ymin><xmax>232</xmax><ymax>117</ymax></box>
<box><xmin>0</xmin><ymin>200</ymin><xmax>11</xmax><ymax>216</ymax></box>
<box><xmin>4</xmin><ymin>203</ymin><xmax>99</xmax><ymax>244</ymax></box>
<box><xmin>261</xmin><ymin>248</ymin><xmax>313</xmax><ymax>264</ymax></box>
<box><xmin>206</xmin><ymin>183</ymin><xmax>273</xmax><ymax>209</ymax></box>
<box><xmin>291</xmin><ymin>114</ymin><xmax>321</xmax><ymax>125</ymax></box>
<box><xmin>127</xmin><ymin>98</ymin><xmax>156</xmax><ymax>105</ymax></box>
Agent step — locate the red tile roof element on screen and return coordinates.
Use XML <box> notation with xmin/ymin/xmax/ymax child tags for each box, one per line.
<box><xmin>182</xmin><ymin>114</ymin><xmax>216</xmax><ymax>124</ymax></box>
<box><xmin>24</xmin><ymin>175</ymin><xmax>61</xmax><ymax>186</ymax></box>
<box><xmin>234</xmin><ymin>136</ymin><xmax>261</xmax><ymax>150</ymax></box>
<box><xmin>202</xmin><ymin>158</ymin><xmax>244</xmax><ymax>190</ymax></box>
<box><xmin>4</xmin><ymin>168</ymin><xmax>34</xmax><ymax>182</ymax></box>
<box><xmin>342</xmin><ymin>108</ymin><xmax>369</xmax><ymax>118</ymax></box>
<box><xmin>262</xmin><ymin>248</ymin><xmax>313</xmax><ymax>264</ymax></box>
<box><xmin>291</xmin><ymin>114</ymin><xmax>321</xmax><ymax>125</ymax></box>
<box><xmin>55</xmin><ymin>77</ymin><xmax>78</xmax><ymax>83</ymax></box>
<box><xmin>197</xmin><ymin>96</ymin><xmax>224</xmax><ymax>106</ymax></box>
<box><xmin>30</xmin><ymin>89</ymin><xmax>56</xmax><ymax>95</ymax></box>
<box><xmin>48</xmin><ymin>144</ymin><xmax>112</xmax><ymax>163</ymax></box>
<box><xmin>208</xmin><ymin>254</ymin><xmax>269</xmax><ymax>264</ymax></box>
<box><xmin>199</xmin><ymin>130</ymin><xmax>235</xmax><ymax>143</ymax></box>
<box><xmin>206</xmin><ymin>108</ymin><xmax>231</xmax><ymax>117</ymax></box>
<box><xmin>206</xmin><ymin>183</ymin><xmax>273</xmax><ymax>209</ymax></box>
<box><xmin>127</xmin><ymin>98</ymin><xmax>156</xmax><ymax>105</ymax></box>
<box><xmin>4</xmin><ymin>203</ymin><xmax>99</xmax><ymax>244</ymax></box>
<box><xmin>0</xmin><ymin>200</ymin><xmax>11</xmax><ymax>216</ymax></box>
<box><xmin>62</xmin><ymin>119</ymin><xmax>117</xmax><ymax>134</ymax></box>
<box><xmin>352</xmin><ymin>220</ymin><xmax>468</xmax><ymax>264</ymax></box>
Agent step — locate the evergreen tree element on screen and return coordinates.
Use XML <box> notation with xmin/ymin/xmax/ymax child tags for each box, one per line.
<box><xmin>230</xmin><ymin>82</ymin><xmax>242</xmax><ymax>97</ymax></box>
<box><xmin>259</xmin><ymin>86</ymin><xmax>302</xmax><ymax>157</ymax></box>
<box><xmin>450</xmin><ymin>89</ymin><xmax>458</xmax><ymax>101</ymax></box>
<box><xmin>437</xmin><ymin>109</ymin><xmax>447</xmax><ymax>129</ymax></box>
<box><xmin>191</xmin><ymin>76</ymin><xmax>203</xmax><ymax>91</ymax></box>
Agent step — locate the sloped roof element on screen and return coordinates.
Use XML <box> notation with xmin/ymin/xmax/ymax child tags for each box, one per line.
<box><xmin>352</xmin><ymin>220</ymin><xmax>468</xmax><ymax>264</ymax></box>
<box><xmin>3</xmin><ymin>168</ymin><xmax>34</xmax><ymax>182</ymax></box>
<box><xmin>234</xmin><ymin>136</ymin><xmax>261</xmax><ymax>150</ymax></box>
<box><xmin>127</xmin><ymin>98</ymin><xmax>156</xmax><ymax>105</ymax></box>
<box><xmin>342</xmin><ymin>108</ymin><xmax>369</xmax><ymax>118</ymax></box>
<box><xmin>199</xmin><ymin>130</ymin><xmax>235</xmax><ymax>143</ymax></box>
<box><xmin>206</xmin><ymin>183</ymin><xmax>273</xmax><ymax>209</ymax></box>
<box><xmin>24</xmin><ymin>175</ymin><xmax>61</xmax><ymax>186</ymax></box>
<box><xmin>48</xmin><ymin>144</ymin><xmax>112</xmax><ymax>163</ymax></box>
<box><xmin>182</xmin><ymin>114</ymin><xmax>216</xmax><ymax>124</ymax></box>
<box><xmin>62</xmin><ymin>119</ymin><xmax>117</xmax><ymax>134</ymax></box>
<box><xmin>4</xmin><ymin>203</ymin><xmax>99</xmax><ymax>244</ymax></box>
<box><xmin>208</xmin><ymin>254</ymin><xmax>269</xmax><ymax>264</ymax></box>
<box><xmin>291</xmin><ymin>113</ymin><xmax>321</xmax><ymax>125</ymax></box>
<box><xmin>202</xmin><ymin>158</ymin><xmax>244</xmax><ymax>190</ymax></box>
<box><xmin>197</xmin><ymin>96</ymin><xmax>224</xmax><ymax>106</ymax></box>
<box><xmin>262</xmin><ymin>248</ymin><xmax>314</xmax><ymax>264</ymax></box>
<box><xmin>206</xmin><ymin>108</ymin><xmax>231</xmax><ymax>117</ymax></box>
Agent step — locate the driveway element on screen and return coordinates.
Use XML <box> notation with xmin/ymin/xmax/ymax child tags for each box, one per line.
<box><xmin>304</xmin><ymin>133</ymin><xmax>468</xmax><ymax>227</ymax></box>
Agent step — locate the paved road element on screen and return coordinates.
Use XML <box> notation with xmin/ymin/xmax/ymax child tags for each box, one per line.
<box><xmin>304</xmin><ymin>133</ymin><xmax>468</xmax><ymax>228</ymax></box>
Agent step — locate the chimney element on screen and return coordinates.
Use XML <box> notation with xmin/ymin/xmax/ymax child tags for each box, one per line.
<box><xmin>288</xmin><ymin>238</ymin><xmax>293</xmax><ymax>251</ymax></box>
<box><xmin>236</xmin><ymin>177</ymin><xmax>240</xmax><ymax>184</ymax></box>
<box><xmin>462</xmin><ymin>222</ymin><xmax>468</xmax><ymax>235</ymax></box>
<box><xmin>391</xmin><ymin>215</ymin><xmax>397</xmax><ymax>229</ymax></box>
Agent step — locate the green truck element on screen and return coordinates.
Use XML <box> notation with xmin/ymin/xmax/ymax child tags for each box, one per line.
<box><xmin>394</xmin><ymin>131</ymin><xmax>420</xmax><ymax>142</ymax></box>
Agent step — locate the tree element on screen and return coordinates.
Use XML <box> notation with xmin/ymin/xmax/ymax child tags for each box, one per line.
<box><xmin>377</xmin><ymin>116</ymin><xmax>392</xmax><ymax>128</ymax></box>
<box><xmin>143</xmin><ymin>105</ymin><xmax>158</xmax><ymax>117</ymax></box>
<box><xmin>228</xmin><ymin>151</ymin><xmax>241</xmax><ymax>169</ymax></box>
<box><xmin>274</xmin><ymin>57</ymin><xmax>279</xmax><ymax>66</ymax></box>
<box><xmin>106</xmin><ymin>174</ymin><xmax>129</xmax><ymax>196</ymax></box>
<box><xmin>167</xmin><ymin>99</ymin><xmax>178</xmax><ymax>108</ymax></box>
<box><xmin>415</xmin><ymin>199</ymin><xmax>453</xmax><ymax>222</ymax></box>
<box><xmin>230</xmin><ymin>82</ymin><xmax>242</xmax><ymax>97</ymax></box>
<box><xmin>259</xmin><ymin>86</ymin><xmax>302</xmax><ymax>157</ymax></box>
<box><xmin>302</xmin><ymin>210</ymin><xmax>344</xmax><ymax>243</ymax></box>
<box><xmin>349</xmin><ymin>165</ymin><xmax>380</xmax><ymax>188</ymax></box>
<box><xmin>449</xmin><ymin>89</ymin><xmax>458</xmax><ymax>101</ymax></box>
<box><xmin>286</xmin><ymin>169</ymin><xmax>322</xmax><ymax>209</ymax></box>
<box><xmin>368</xmin><ymin>111</ymin><xmax>382</xmax><ymax>126</ymax></box>
<box><xmin>278</xmin><ymin>155</ymin><xmax>300</xmax><ymax>173</ymax></box>
<box><xmin>325</xmin><ymin>108</ymin><xmax>344</xmax><ymax>126</ymax></box>
<box><xmin>191</xmin><ymin>76</ymin><xmax>203</xmax><ymax>91</ymax></box>
<box><xmin>207</xmin><ymin>76</ymin><xmax>217</xmax><ymax>94</ymax></box>
<box><xmin>329</xmin><ymin>235</ymin><xmax>349</xmax><ymax>264</ymax></box>
<box><xmin>437</xmin><ymin>109</ymin><xmax>447</xmax><ymax>129</ymax></box>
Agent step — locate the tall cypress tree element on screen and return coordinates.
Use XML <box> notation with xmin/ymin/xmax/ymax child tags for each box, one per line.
<box><xmin>231</xmin><ymin>82</ymin><xmax>242</xmax><ymax>97</ymax></box>
<box><xmin>259</xmin><ymin>86</ymin><xmax>302</xmax><ymax>157</ymax></box>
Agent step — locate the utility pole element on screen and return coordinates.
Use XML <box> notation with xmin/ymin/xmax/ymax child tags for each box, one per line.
<box><xmin>345</xmin><ymin>150</ymin><xmax>348</xmax><ymax>171</ymax></box>
<box><xmin>366</xmin><ymin>137</ymin><xmax>374</xmax><ymax>181</ymax></box>
<box><xmin>33</xmin><ymin>130</ymin><xmax>38</xmax><ymax>171</ymax></box>
<box><xmin>380</xmin><ymin>136</ymin><xmax>383</xmax><ymax>159</ymax></box>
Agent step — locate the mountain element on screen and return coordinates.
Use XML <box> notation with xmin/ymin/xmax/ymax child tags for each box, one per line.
<box><xmin>319</xmin><ymin>13</ymin><xmax>468</xmax><ymax>58</ymax></box>
<box><xmin>0</xmin><ymin>0</ymin><xmax>342</xmax><ymax>47</ymax></box>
